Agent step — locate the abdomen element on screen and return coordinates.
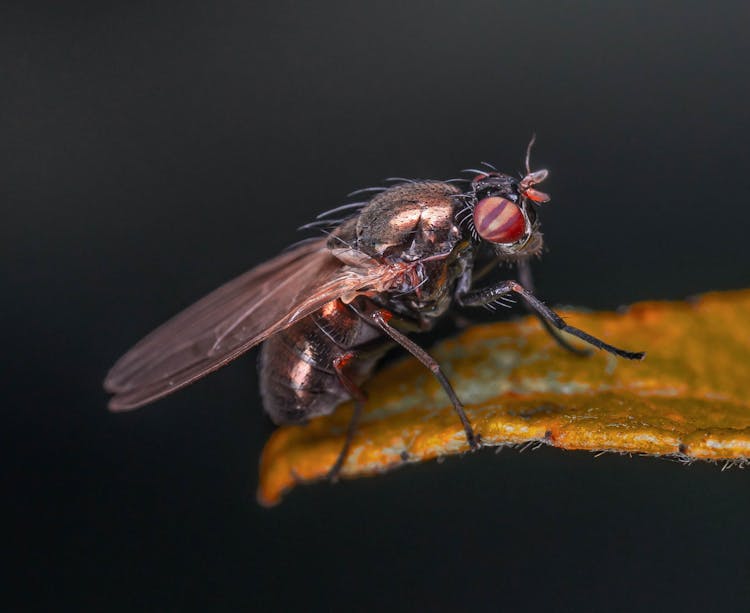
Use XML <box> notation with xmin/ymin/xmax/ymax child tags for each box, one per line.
<box><xmin>258</xmin><ymin>299</ymin><xmax>385</xmax><ymax>424</ymax></box>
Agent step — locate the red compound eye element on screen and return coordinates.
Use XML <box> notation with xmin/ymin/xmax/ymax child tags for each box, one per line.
<box><xmin>473</xmin><ymin>196</ymin><xmax>526</xmax><ymax>244</ymax></box>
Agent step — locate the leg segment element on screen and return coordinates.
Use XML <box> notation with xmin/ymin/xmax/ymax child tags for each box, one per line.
<box><xmin>351</xmin><ymin>304</ymin><xmax>480</xmax><ymax>450</ymax></box>
<box><xmin>517</xmin><ymin>259</ymin><xmax>591</xmax><ymax>357</ymax></box>
<box><xmin>328</xmin><ymin>351</ymin><xmax>367</xmax><ymax>482</ymax></box>
<box><xmin>327</xmin><ymin>352</ymin><xmax>367</xmax><ymax>482</ymax></box>
<box><xmin>458</xmin><ymin>280</ymin><xmax>645</xmax><ymax>361</ymax></box>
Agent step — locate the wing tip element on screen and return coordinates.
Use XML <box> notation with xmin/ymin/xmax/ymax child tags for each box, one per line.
<box><xmin>106</xmin><ymin>387</ymin><xmax>151</xmax><ymax>412</ymax></box>
<box><xmin>107</xmin><ymin>396</ymin><xmax>131</xmax><ymax>412</ymax></box>
<box><xmin>103</xmin><ymin>364</ymin><xmax>128</xmax><ymax>394</ymax></box>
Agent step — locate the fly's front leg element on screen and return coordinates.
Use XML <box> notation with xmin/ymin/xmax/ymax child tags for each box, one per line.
<box><xmin>457</xmin><ymin>280</ymin><xmax>645</xmax><ymax>361</ymax></box>
<box><xmin>350</xmin><ymin>303</ymin><xmax>480</xmax><ymax>451</ymax></box>
<box><xmin>517</xmin><ymin>259</ymin><xmax>591</xmax><ymax>357</ymax></box>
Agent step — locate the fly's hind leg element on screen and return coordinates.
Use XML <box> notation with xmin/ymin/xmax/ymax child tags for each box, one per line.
<box><xmin>327</xmin><ymin>352</ymin><xmax>366</xmax><ymax>482</ymax></box>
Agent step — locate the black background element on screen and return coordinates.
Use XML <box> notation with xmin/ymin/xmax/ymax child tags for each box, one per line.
<box><xmin>4</xmin><ymin>1</ymin><xmax>750</xmax><ymax>611</ymax></box>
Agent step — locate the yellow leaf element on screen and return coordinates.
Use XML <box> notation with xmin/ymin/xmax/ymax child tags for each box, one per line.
<box><xmin>257</xmin><ymin>289</ymin><xmax>750</xmax><ymax>506</ymax></box>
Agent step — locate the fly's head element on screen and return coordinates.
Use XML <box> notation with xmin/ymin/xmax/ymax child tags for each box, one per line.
<box><xmin>457</xmin><ymin>142</ymin><xmax>550</xmax><ymax>260</ymax></box>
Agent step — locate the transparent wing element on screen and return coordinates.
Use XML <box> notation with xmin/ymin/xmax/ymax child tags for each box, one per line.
<box><xmin>104</xmin><ymin>238</ymin><xmax>388</xmax><ymax>411</ymax></box>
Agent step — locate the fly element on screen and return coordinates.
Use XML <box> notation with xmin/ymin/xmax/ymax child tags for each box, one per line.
<box><xmin>104</xmin><ymin>138</ymin><xmax>645</xmax><ymax>479</ymax></box>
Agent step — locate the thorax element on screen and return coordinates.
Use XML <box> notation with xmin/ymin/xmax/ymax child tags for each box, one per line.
<box><xmin>327</xmin><ymin>181</ymin><xmax>472</xmax><ymax>323</ymax></box>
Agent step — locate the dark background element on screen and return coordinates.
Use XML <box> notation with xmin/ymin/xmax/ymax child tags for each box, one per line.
<box><xmin>4</xmin><ymin>1</ymin><xmax>750</xmax><ymax>610</ymax></box>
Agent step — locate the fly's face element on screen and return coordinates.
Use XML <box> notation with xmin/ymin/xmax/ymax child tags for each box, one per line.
<box><xmin>459</xmin><ymin>167</ymin><xmax>549</xmax><ymax>259</ymax></box>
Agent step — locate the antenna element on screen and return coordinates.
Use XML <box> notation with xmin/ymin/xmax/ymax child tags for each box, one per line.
<box><xmin>524</xmin><ymin>133</ymin><xmax>537</xmax><ymax>174</ymax></box>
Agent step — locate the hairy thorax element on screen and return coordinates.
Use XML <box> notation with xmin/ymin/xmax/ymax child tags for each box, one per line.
<box><xmin>327</xmin><ymin>181</ymin><xmax>469</xmax><ymax>322</ymax></box>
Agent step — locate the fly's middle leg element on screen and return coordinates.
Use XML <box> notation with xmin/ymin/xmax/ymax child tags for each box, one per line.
<box><xmin>350</xmin><ymin>302</ymin><xmax>480</xmax><ymax>451</ymax></box>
